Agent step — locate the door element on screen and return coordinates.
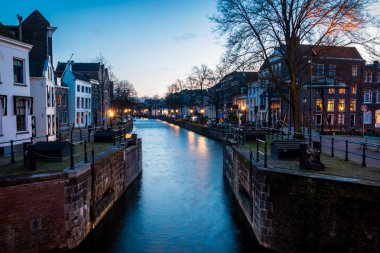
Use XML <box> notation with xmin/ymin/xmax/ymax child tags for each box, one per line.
<box><xmin>31</xmin><ymin>116</ymin><xmax>36</xmax><ymax>137</ymax></box>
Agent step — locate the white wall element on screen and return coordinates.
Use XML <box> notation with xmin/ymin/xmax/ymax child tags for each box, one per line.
<box><xmin>0</xmin><ymin>36</ymin><xmax>33</xmax><ymax>147</ymax></box>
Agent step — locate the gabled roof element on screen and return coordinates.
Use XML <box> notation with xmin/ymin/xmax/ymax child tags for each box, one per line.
<box><xmin>298</xmin><ymin>44</ymin><xmax>363</xmax><ymax>60</ymax></box>
<box><xmin>72</xmin><ymin>71</ymin><xmax>90</xmax><ymax>82</ymax></box>
<box><xmin>23</xmin><ymin>10</ymin><xmax>50</xmax><ymax>26</ymax></box>
<box><xmin>56</xmin><ymin>62</ymin><xmax>101</xmax><ymax>79</ymax></box>
<box><xmin>0</xmin><ymin>23</ymin><xmax>16</xmax><ymax>40</ymax></box>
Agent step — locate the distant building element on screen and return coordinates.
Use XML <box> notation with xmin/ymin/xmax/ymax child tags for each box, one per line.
<box><xmin>56</xmin><ymin>62</ymin><xmax>112</xmax><ymax>126</ymax></box>
<box><xmin>7</xmin><ymin>10</ymin><xmax>58</xmax><ymax>140</ymax></box>
<box><xmin>55</xmin><ymin>78</ymin><xmax>69</xmax><ymax>130</ymax></box>
<box><xmin>60</xmin><ymin>61</ymin><xmax>95</xmax><ymax>128</ymax></box>
<box><xmin>0</xmin><ymin>23</ymin><xmax>33</xmax><ymax>153</ymax></box>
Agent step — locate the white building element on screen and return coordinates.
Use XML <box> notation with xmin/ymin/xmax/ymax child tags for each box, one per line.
<box><xmin>30</xmin><ymin>55</ymin><xmax>57</xmax><ymax>141</ymax></box>
<box><xmin>61</xmin><ymin>62</ymin><xmax>94</xmax><ymax>128</ymax></box>
<box><xmin>247</xmin><ymin>78</ymin><xmax>269</xmax><ymax>127</ymax></box>
<box><xmin>0</xmin><ymin>30</ymin><xmax>33</xmax><ymax>152</ymax></box>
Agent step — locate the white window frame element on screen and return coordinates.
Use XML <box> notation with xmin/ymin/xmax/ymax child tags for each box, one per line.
<box><xmin>316</xmin><ymin>114</ymin><xmax>322</xmax><ymax>126</ymax></box>
<box><xmin>364</xmin><ymin>111</ymin><xmax>372</xmax><ymax>124</ymax></box>
<box><xmin>352</xmin><ymin>65</ymin><xmax>358</xmax><ymax>76</ymax></box>
<box><xmin>338</xmin><ymin>113</ymin><xmax>344</xmax><ymax>125</ymax></box>
<box><xmin>327</xmin><ymin>99</ymin><xmax>334</xmax><ymax>112</ymax></box>
<box><xmin>364</xmin><ymin>90</ymin><xmax>372</xmax><ymax>104</ymax></box>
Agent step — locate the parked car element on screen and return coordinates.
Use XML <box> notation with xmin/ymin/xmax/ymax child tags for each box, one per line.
<box><xmin>191</xmin><ymin>116</ymin><xmax>198</xmax><ymax>122</ymax></box>
<box><xmin>217</xmin><ymin>122</ymin><xmax>233</xmax><ymax>130</ymax></box>
<box><xmin>207</xmin><ymin>119</ymin><xmax>217</xmax><ymax>128</ymax></box>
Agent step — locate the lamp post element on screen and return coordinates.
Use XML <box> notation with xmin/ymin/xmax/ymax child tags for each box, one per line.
<box><xmin>302</xmin><ymin>97</ymin><xmax>307</xmax><ymax>135</ymax></box>
<box><xmin>308</xmin><ymin>50</ymin><xmax>316</xmax><ymax>146</ymax></box>
<box><xmin>200</xmin><ymin>108</ymin><xmax>205</xmax><ymax>125</ymax></box>
<box><xmin>109</xmin><ymin>110</ymin><xmax>114</xmax><ymax>129</ymax></box>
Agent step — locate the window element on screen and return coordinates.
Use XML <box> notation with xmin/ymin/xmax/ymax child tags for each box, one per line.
<box><xmin>327</xmin><ymin>99</ymin><xmax>334</xmax><ymax>112</ymax></box>
<box><xmin>327</xmin><ymin>114</ymin><xmax>334</xmax><ymax>125</ymax></box>
<box><xmin>77</xmin><ymin>97</ymin><xmax>80</xmax><ymax>108</ymax></box>
<box><xmin>364</xmin><ymin>90</ymin><xmax>372</xmax><ymax>103</ymax></box>
<box><xmin>364</xmin><ymin>71</ymin><xmax>368</xmax><ymax>82</ymax></box>
<box><xmin>377</xmin><ymin>90</ymin><xmax>380</xmax><ymax>103</ymax></box>
<box><xmin>328</xmin><ymin>64</ymin><xmax>336</xmax><ymax>77</ymax></box>
<box><xmin>47</xmin><ymin>86</ymin><xmax>50</xmax><ymax>107</ymax></box>
<box><xmin>63</xmin><ymin>94</ymin><xmax>67</xmax><ymax>106</ymax></box>
<box><xmin>81</xmin><ymin>112</ymin><xmax>84</xmax><ymax>124</ymax></box>
<box><xmin>77</xmin><ymin>85</ymin><xmax>80</xmax><ymax>92</ymax></box>
<box><xmin>52</xmin><ymin>87</ymin><xmax>55</xmax><ymax>107</ymax></box>
<box><xmin>352</xmin><ymin>65</ymin><xmax>358</xmax><ymax>76</ymax></box>
<box><xmin>316</xmin><ymin>114</ymin><xmax>322</xmax><ymax>125</ymax></box>
<box><xmin>338</xmin><ymin>113</ymin><xmax>344</xmax><ymax>125</ymax></box>
<box><xmin>364</xmin><ymin>111</ymin><xmax>372</xmax><ymax>124</ymax></box>
<box><xmin>350</xmin><ymin>100</ymin><xmax>356</xmax><ymax>111</ymax></box>
<box><xmin>57</xmin><ymin>93</ymin><xmax>62</xmax><ymax>106</ymax></box>
<box><xmin>13</xmin><ymin>58</ymin><xmax>24</xmax><ymax>84</ymax></box>
<box><xmin>369</xmin><ymin>72</ymin><xmax>373</xmax><ymax>82</ymax></box>
<box><xmin>64</xmin><ymin>111</ymin><xmax>68</xmax><ymax>123</ymax></box>
<box><xmin>76</xmin><ymin>112</ymin><xmax>80</xmax><ymax>124</ymax></box>
<box><xmin>338</xmin><ymin>99</ymin><xmax>345</xmax><ymax>112</ymax></box>
<box><xmin>351</xmin><ymin>84</ymin><xmax>357</xmax><ymax>94</ymax></box>
<box><xmin>16</xmin><ymin>99</ymin><xmax>26</xmax><ymax>131</ymax></box>
<box><xmin>52</xmin><ymin>115</ymin><xmax>55</xmax><ymax>134</ymax></box>
<box><xmin>47</xmin><ymin>115</ymin><xmax>51</xmax><ymax>135</ymax></box>
<box><xmin>317</xmin><ymin>64</ymin><xmax>324</xmax><ymax>75</ymax></box>
<box><xmin>328</xmin><ymin>88</ymin><xmax>335</xmax><ymax>94</ymax></box>
<box><xmin>339</xmin><ymin>88</ymin><xmax>345</xmax><ymax>94</ymax></box>
<box><xmin>81</xmin><ymin>97</ymin><xmax>84</xmax><ymax>108</ymax></box>
<box><xmin>316</xmin><ymin>99</ymin><xmax>322</xmax><ymax>112</ymax></box>
<box><xmin>82</xmin><ymin>86</ymin><xmax>84</xmax><ymax>92</ymax></box>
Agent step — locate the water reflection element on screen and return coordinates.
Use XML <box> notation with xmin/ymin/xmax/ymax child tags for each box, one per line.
<box><xmin>71</xmin><ymin>119</ymin><xmax>270</xmax><ymax>253</ymax></box>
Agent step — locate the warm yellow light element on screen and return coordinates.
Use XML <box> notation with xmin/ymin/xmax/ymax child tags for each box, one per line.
<box><xmin>200</xmin><ymin>109</ymin><xmax>205</xmax><ymax>114</ymax></box>
<box><xmin>170</xmin><ymin>109</ymin><xmax>174</xmax><ymax>113</ymax></box>
<box><xmin>125</xmin><ymin>133</ymin><xmax>132</xmax><ymax>139</ymax></box>
<box><xmin>241</xmin><ymin>105</ymin><xmax>246</xmax><ymax>111</ymax></box>
<box><xmin>175</xmin><ymin>109</ymin><xmax>179</xmax><ymax>113</ymax></box>
<box><xmin>190</xmin><ymin>109</ymin><xmax>194</xmax><ymax>113</ymax></box>
<box><xmin>124</xmin><ymin>109</ymin><xmax>128</xmax><ymax>113</ymax></box>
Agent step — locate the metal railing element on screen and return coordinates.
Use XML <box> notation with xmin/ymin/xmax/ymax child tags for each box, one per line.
<box><xmin>0</xmin><ymin>123</ymin><xmax>133</xmax><ymax>170</ymax></box>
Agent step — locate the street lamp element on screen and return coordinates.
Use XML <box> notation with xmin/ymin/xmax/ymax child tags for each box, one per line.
<box><xmin>200</xmin><ymin>108</ymin><xmax>205</xmax><ymax>125</ymax></box>
<box><xmin>109</xmin><ymin>110</ymin><xmax>114</xmax><ymax>128</ymax></box>
<box><xmin>308</xmin><ymin>49</ymin><xmax>317</xmax><ymax>146</ymax></box>
<box><xmin>302</xmin><ymin>97</ymin><xmax>307</xmax><ymax>134</ymax></box>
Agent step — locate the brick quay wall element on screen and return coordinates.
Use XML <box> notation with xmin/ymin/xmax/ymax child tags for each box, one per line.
<box><xmin>0</xmin><ymin>139</ymin><xmax>142</xmax><ymax>253</ymax></box>
<box><xmin>163</xmin><ymin>118</ymin><xmax>380</xmax><ymax>253</ymax></box>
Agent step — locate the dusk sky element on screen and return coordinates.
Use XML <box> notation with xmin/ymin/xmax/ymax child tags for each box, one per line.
<box><xmin>1</xmin><ymin>0</ymin><xmax>224</xmax><ymax>97</ymax></box>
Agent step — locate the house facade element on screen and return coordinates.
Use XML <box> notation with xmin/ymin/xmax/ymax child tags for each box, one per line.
<box><xmin>6</xmin><ymin>10</ymin><xmax>58</xmax><ymax>140</ymax></box>
<box><xmin>362</xmin><ymin>61</ymin><xmax>380</xmax><ymax>134</ymax></box>
<box><xmin>0</xmin><ymin>26</ymin><xmax>33</xmax><ymax>152</ymax></box>
<box><xmin>56</xmin><ymin>62</ymin><xmax>111</xmax><ymax>126</ymax></box>
<box><xmin>61</xmin><ymin>62</ymin><xmax>94</xmax><ymax>128</ymax></box>
<box><xmin>55</xmin><ymin>78</ymin><xmax>69</xmax><ymax>130</ymax></box>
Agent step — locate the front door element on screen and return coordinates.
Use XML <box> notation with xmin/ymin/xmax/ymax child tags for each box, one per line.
<box><xmin>31</xmin><ymin>116</ymin><xmax>36</xmax><ymax>137</ymax></box>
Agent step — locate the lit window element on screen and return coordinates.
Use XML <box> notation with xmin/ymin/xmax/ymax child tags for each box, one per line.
<box><xmin>327</xmin><ymin>100</ymin><xmax>334</xmax><ymax>112</ymax></box>
<box><xmin>352</xmin><ymin>65</ymin><xmax>358</xmax><ymax>76</ymax></box>
<box><xmin>350</xmin><ymin>100</ymin><xmax>356</xmax><ymax>111</ymax></box>
<box><xmin>338</xmin><ymin>99</ymin><xmax>345</xmax><ymax>112</ymax></box>
<box><xmin>339</xmin><ymin>88</ymin><xmax>345</xmax><ymax>94</ymax></box>
<box><xmin>351</xmin><ymin>84</ymin><xmax>357</xmax><ymax>94</ymax></box>
<box><xmin>13</xmin><ymin>58</ymin><xmax>24</xmax><ymax>84</ymax></box>
<box><xmin>329</xmin><ymin>88</ymin><xmax>335</xmax><ymax>94</ymax></box>
<box><xmin>316</xmin><ymin>99</ymin><xmax>322</xmax><ymax>112</ymax></box>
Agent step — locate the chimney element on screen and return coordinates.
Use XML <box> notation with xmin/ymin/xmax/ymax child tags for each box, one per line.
<box><xmin>47</xmin><ymin>26</ymin><xmax>57</xmax><ymax>65</ymax></box>
<box><xmin>17</xmin><ymin>14</ymin><xmax>23</xmax><ymax>41</ymax></box>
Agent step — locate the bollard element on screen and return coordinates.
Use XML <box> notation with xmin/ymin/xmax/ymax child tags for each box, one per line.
<box><xmin>362</xmin><ymin>144</ymin><xmax>367</xmax><ymax>167</ymax></box>
<box><xmin>256</xmin><ymin>139</ymin><xmax>260</xmax><ymax>162</ymax></box>
<box><xmin>91</xmin><ymin>147</ymin><xmax>95</xmax><ymax>164</ymax></box>
<box><xmin>10</xmin><ymin>140</ymin><xmax>15</xmax><ymax>164</ymax></box>
<box><xmin>84</xmin><ymin>140</ymin><xmax>88</xmax><ymax>163</ymax></box>
<box><xmin>70</xmin><ymin>143</ymin><xmax>74</xmax><ymax>170</ymax></box>
<box><xmin>264</xmin><ymin>141</ymin><xmax>268</xmax><ymax>168</ymax></box>
<box><xmin>345</xmin><ymin>140</ymin><xmax>348</xmax><ymax>161</ymax></box>
<box><xmin>331</xmin><ymin>138</ymin><xmax>334</xmax><ymax>157</ymax></box>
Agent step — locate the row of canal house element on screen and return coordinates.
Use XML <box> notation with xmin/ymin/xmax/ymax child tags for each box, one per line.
<box><xmin>0</xmin><ymin>10</ymin><xmax>112</xmax><ymax>154</ymax></box>
<box><xmin>243</xmin><ymin>44</ymin><xmax>380</xmax><ymax>134</ymax></box>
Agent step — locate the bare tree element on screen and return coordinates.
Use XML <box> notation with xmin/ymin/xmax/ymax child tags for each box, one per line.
<box><xmin>93</xmin><ymin>53</ymin><xmax>113</xmax><ymax>125</ymax></box>
<box><xmin>212</xmin><ymin>0</ymin><xmax>380</xmax><ymax>132</ymax></box>
<box><xmin>112</xmin><ymin>80</ymin><xmax>137</xmax><ymax>120</ymax></box>
<box><xmin>188</xmin><ymin>64</ymin><xmax>215</xmax><ymax>109</ymax></box>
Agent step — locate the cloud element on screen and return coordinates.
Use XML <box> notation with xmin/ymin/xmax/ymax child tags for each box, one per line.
<box><xmin>172</xmin><ymin>33</ymin><xmax>197</xmax><ymax>43</ymax></box>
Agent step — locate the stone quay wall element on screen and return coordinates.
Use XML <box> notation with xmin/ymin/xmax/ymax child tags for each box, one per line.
<box><xmin>0</xmin><ymin>139</ymin><xmax>142</xmax><ymax>253</ymax></box>
<box><xmin>162</xmin><ymin>118</ymin><xmax>380</xmax><ymax>253</ymax></box>
<box><xmin>224</xmin><ymin>144</ymin><xmax>380</xmax><ymax>253</ymax></box>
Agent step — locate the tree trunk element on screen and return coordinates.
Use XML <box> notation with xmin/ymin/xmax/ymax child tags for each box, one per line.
<box><xmin>290</xmin><ymin>70</ymin><xmax>302</xmax><ymax>135</ymax></box>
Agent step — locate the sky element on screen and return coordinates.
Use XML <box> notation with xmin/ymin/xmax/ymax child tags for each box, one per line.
<box><xmin>1</xmin><ymin>0</ymin><xmax>224</xmax><ymax>97</ymax></box>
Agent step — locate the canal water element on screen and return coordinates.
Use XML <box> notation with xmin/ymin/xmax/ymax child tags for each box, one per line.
<box><xmin>73</xmin><ymin>119</ymin><xmax>269</xmax><ymax>253</ymax></box>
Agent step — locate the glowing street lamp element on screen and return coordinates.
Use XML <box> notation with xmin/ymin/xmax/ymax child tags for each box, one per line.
<box><xmin>109</xmin><ymin>110</ymin><xmax>115</xmax><ymax>128</ymax></box>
